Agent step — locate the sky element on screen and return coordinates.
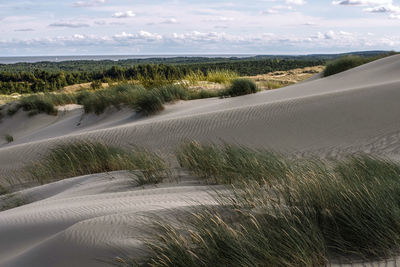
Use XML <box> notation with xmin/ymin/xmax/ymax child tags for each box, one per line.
<box><xmin>0</xmin><ymin>0</ymin><xmax>399</xmax><ymax>56</ymax></box>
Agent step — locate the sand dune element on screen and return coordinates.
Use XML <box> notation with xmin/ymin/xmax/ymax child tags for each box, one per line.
<box><xmin>0</xmin><ymin>171</ymin><xmax>220</xmax><ymax>267</ymax></box>
<box><xmin>1</xmin><ymin>55</ymin><xmax>400</xmax><ymax>266</ymax></box>
<box><xmin>1</xmin><ymin>55</ymin><xmax>400</xmax><ymax>181</ymax></box>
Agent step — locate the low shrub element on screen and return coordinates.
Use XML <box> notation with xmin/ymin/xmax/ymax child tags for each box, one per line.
<box><xmin>223</xmin><ymin>78</ymin><xmax>258</xmax><ymax>97</ymax></box>
<box><xmin>90</xmin><ymin>80</ymin><xmax>103</xmax><ymax>90</ymax></box>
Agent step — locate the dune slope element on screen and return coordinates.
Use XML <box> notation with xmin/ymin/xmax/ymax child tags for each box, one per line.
<box><xmin>1</xmin><ymin>55</ymin><xmax>400</xmax><ymax>180</ymax></box>
<box><xmin>0</xmin><ymin>55</ymin><xmax>400</xmax><ymax>266</ymax></box>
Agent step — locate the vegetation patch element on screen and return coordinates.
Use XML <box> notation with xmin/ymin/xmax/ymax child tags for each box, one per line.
<box><xmin>176</xmin><ymin>141</ymin><xmax>289</xmax><ymax>184</ymax></box>
<box><xmin>4</xmin><ymin>134</ymin><xmax>13</xmax><ymax>143</ymax></box>
<box><xmin>121</xmin><ymin>142</ymin><xmax>400</xmax><ymax>266</ymax></box>
<box><xmin>0</xmin><ymin>193</ymin><xmax>27</xmax><ymax>212</ymax></box>
<box><xmin>184</xmin><ymin>69</ymin><xmax>238</xmax><ymax>85</ymax></box>
<box><xmin>134</xmin><ymin>85</ymin><xmax>188</xmax><ymax>115</ymax></box>
<box><xmin>16</xmin><ymin>93</ymin><xmax>77</xmax><ymax>116</ymax></box>
<box><xmin>77</xmin><ymin>84</ymin><xmax>144</xmax><ymax>114</ymax></box>
<box><xmin>223</xmin><ymin>78</ymin><xmax>258</xmax><ymax>97</ymax></box>
<box><xmin>323</xmin><ymin>52</ymin><xmax>396</xmax><ymax>77</ymax></box>
<box><xmin>30</xmin><ymin>141</ymin><xmax>170</xmax><ymax>185</ymax></box>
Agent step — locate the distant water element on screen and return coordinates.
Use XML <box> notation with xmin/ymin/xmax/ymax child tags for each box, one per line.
<box><xmin>0</xmin><ymin>54</ymin><xmax>256</xmax><ymax>64</ymax></box>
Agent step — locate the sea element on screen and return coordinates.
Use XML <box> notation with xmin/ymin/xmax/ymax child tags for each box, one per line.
<box><xmin>0</xmin><ymin>54</ymin><xmax>257</xmax><ymax>64</ymax></box>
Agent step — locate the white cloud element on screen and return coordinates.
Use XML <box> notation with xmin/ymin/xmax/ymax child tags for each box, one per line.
<box><xmin>333</xmin><ymin>0</ymin><xmax>400</xmax><ymax>19</ymax></box>
<box><xmin>363</xmin><ymin>4</ymin><xmax>400</xmax><ymax>13</ymax></box>
<box><xmin>114</xmin><ymin>31</ymin><xmax>162</xmax><ymax>41</ymax></box>
<box><xmin>112</xmin><ymin>11</ymin><xmax>136</xmax><ymax>18</ymax></box>
<box><xmin>263</xmin><ymin>9</ymin><xmax>279</xmax><ymax>14</ymax></box>
<box><xmin>332</xmin><ymin>0</ymin><xmax>392</xmax><ymax>6</ymax></box>
<box><xmin>73</xmin><ymin>0</ymin><xmax>105</xmax><ymax>8</ymax></box>
<box><xmin>14</xmin><ymin>28</ymin><xmax>34</xmax><ymax>32</ymax></box>
<box><xmin>286</xmin><ymin>0</ymin><xmax>306</xmax><ymax>5</ymax></box>
<box><xmin>1</xmin><ymin>30</ymin><xmax>400</xmax><ymax>55</ymax></box>
<box><xmin>49</xmin><ymin>22</ymin><xmax>90</xmax><ymax>28</ymax></box>
<box><xmin>161</xmin><ymin>18</ymin><xmax>178</xmax><ymax>24</ymax></box>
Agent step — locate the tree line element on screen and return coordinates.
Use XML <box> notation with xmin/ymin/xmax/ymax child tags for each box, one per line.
<box><xmin>0</xmin><ymin>58</ymin><xmax>327</xmax><ymax>94</ymax></box>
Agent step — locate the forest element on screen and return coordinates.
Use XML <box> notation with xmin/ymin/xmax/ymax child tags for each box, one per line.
<box><xmin>0</xmin><ymin>51</ymin><xmax>392</xmax><ymax>94</ymax></box>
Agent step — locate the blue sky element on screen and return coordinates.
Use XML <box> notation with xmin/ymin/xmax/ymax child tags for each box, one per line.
<box><xmin>0</xmin><ymin>0</ymin><xmax>399</xmax><ymax>56</ymax></box>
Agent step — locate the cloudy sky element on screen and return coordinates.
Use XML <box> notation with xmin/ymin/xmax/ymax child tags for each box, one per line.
<box><xmin>0</xmin><ymin>0</ymin><xmax>399</xmax><ymax>56</ymax></box>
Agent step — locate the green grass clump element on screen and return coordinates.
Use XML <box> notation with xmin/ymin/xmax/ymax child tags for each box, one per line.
<box><xmin>135</xmin><ymin>85</ymin><xmax>188</xmax><ymax>115</ymax></box>
<box><xmin>177</xmin><ymin>141</ymin><xmax>290</xmax><ymax>184</ymax></box>
<box><xmin>17</xmin><ymin>93</ymin><xmax>77</xmax><ymax>116</ymax></box>
<box><xmin>323</xmin><ymin>52</ymin><xmax>396</xmax><ymax>77</ymax></box>
<box><xmin>77</xmin><ymin>84</ymin><xmax>144</xmax><ymax>114</ymax></box>
<box><xmin>0</xmin><ymin>193</ymin><xmax>27</xmax><ymax>212</ymax></box>
<box><xmin>4</xmin><ymin>134</ymin><xmax>13</xmax><ymax>143</ymax></box>
<box><xmin>0</xmin><ymin>184</ymin><xmax>8</xmax><ymax>195</ymax></box>
<box><xmin>129</xmin><ymin>143</ymin><xmax>400</xmax><ymax>266</ymax></box>
<box><xmin>223</xmin><ymin>78</ymin><xmax>258</xmax><ymax>97</ymax></box>
<box><xmin>141</xmin><ymin>207</ymin><xmax>326</xmax><ymax>267</ymax></box>
<box><xmin>283</xmin><ymin>155</ymin><xmax>400</xmax><ymax>259</ymax></box>
<box><xmin>30</xmin><ymin>141</ymin><xmax>169</xmax><ymax>185</ymax></box>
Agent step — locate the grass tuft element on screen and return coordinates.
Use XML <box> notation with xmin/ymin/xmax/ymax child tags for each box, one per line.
<box><xmin>134</xmin><ymin>85</ymin><xmax>188</xmax><ymax>115</ymax></box>
<box><xmin>17</xmin><ymin>93</ymin><xmax>77</xmax><ymax>116</ymax></box>
<box><xmin>223</xmin><ymin>78</ymin><xmax>258</xmax><ymax>97</ymax></box>
<box><xmin>126</xmin><ymin>143</ymin><xmax>400</xmax><ymax>266</ymax></box>
<box><xmin>4</xmin><ymin>134</ymin><xmax>13</xmax><ymax>143</ymax></box>
<box><xmin>177</xmin><ymin>141</ymin><xmax>290</xmax><ymax>184</ymax></box>
<box><xmin>30</xmin><ymin>141</ymin><xmax>170</xmax><ymax>185</ymax></box>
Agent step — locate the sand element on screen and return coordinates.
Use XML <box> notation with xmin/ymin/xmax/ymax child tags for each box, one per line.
<box><xmin>0</xmin><ymin>54</ymin><xmax>400</xmax><ymax>266</ymax></box>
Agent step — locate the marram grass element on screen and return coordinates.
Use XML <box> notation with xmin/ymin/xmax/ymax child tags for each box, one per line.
<box><xmin>118</xmin><ymin>142</ymin><xmax>400</xmax><ymax>266</ymax></box>
<box><xmin>30</xmin><ymin>141</ymin><xmax>170</xmax><ymax>185</ymax></box>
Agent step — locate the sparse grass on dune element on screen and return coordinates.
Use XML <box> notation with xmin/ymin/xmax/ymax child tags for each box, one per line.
<box><xmin>0</xmin><ymin>193</ymin><xmax>27</xmax><ymax>212</ymax></box>
<box><xmin>17</xmin><ymin>93</ymin><xmax>77</xmax><ymax>116</ymax></box>
<box><xmin>123</xmin><ymin>142</ymin><xmax>400</xmax><ymax>266</ymax></box>
<box><xmin>259</xmin><ymin>79</ymin><xmax>294</xmax><ymax>90</ymax></box>
<box><xmin>30</xmin><ymin>141</ymin><xmax>170</xmax><ymax>185</ymax></box>
<box><xmin>134</xmin><ymin>85</ymin><xmax>189</xmax><ymax>115</ymax></box>
<box><xmin>187</xmin><ymin>89</ymin><xmax>221</xmax><ymax>100</ymax></box>
<box><xmin>77</xmin><ymin>84</ymin><xmax>145</xmax><ymax>114</ymax></box>
<box><xmin>177</xmin><ymin>141</ymin><xmax>290</xmax><ymax>184</ymax></box>
<box><xmin>1</xmin><ymin>66</ymin><xmax>318</xmax><ymax>119</ymax></box>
